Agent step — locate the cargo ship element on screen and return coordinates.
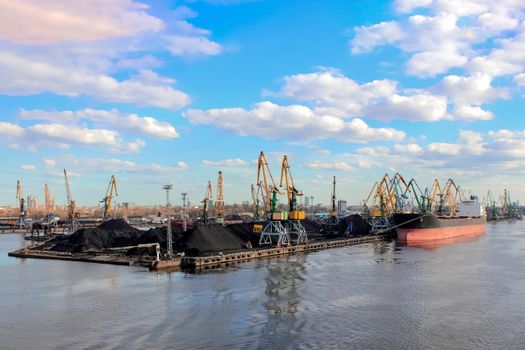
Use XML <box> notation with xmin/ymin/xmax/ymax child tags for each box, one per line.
<box><xmin>393</xmin><ymin>201</ymin><xmax>486</xmax><ymax>243</ymax></box>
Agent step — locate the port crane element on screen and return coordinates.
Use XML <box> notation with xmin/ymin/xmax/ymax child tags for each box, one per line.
<box><xmin>330</xmin><ymin>176</ymin><xmax>337</xmax><ymax>217</ymax></box>
<box><xmin>64</xmin><ymin>169</ymin><xmax>79</xmax><ymax>233</ymax></box>
<box><xmin>257</xmin><ymin>151</ymin><xmax>290</xmax><ymax>247</ymax></box>
<box><xmin>101</xmin><ymin>175</ymin><xmax>118</xmax><ymax>221</ymax></box>
<box><xmin>15</xmin><ymin>180</ymin><xmax>27</xmax><ymax>228</ymax></box>
<box><xmin>214</xmin><ymin>171</ymin><xmax>225</xmax><ymax>224</ymax></box>
<box><xmin>202</xmin><ymin>180</ymin><xmax>213</xmax><ymax>223</ymax></box>
<box><xmin>279</xmin><ymin>155</ymin><xmax>307</xmax><ymax>244</ymax></box>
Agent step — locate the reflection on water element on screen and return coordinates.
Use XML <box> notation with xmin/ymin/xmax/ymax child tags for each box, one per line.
<box><xmin>1</xmin><ymin>221</ymin><xmax>525</xmax><ymax>349</ymax></box>
<box><xmin>404</xmin><ymin>231</ymin><xmax>486</xmax><ymax>250</ymax></box>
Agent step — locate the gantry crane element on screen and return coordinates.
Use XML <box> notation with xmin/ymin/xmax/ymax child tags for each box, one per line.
<box><xmin>64</xmin><ymin>169</ymin><xmax>79</xmax><ymax>233</ymax></box>
<box><xmin>101</xmin><ymin>175</ymin><xmax>118</xmax><ymax>221</ymax></box>
<box><xmin>214</xmin><ymin>171</ymin><xmax>225</xmax><ymax>224</ymax></box>
<box><xmin>202</xmin><ymin>180</ymin><xmax>213</xmax><ymax>223</ymax></box>
<box><xmin>278</xmin><ymin>155</ymin><xmax>307</xmax><ymax>244</ymax></box>
<box><xmin>257</xmin><ymin>151</ymin><xmax>290</xmax><ymax>247</ymax></box>
<box><xmin>256</xmin><ymin>151</ymin><xmax>281</xmax><ymax>216</ymax></box>
<box><xmin>15</xmin><ymin>180</ymin><xmax>27</xmax><ymax>228</ymax></box>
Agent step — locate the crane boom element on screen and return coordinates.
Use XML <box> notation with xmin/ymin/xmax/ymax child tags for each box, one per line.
<box><xmin>330</xmin><ymin>176</ymin><xmax>337</xmax><ymax>217</ymax></box>
<box><xmin>102</xmin><ymin>175</ymin><xmax>118</xmax><ymax>220</ymax></box>
<box><xmin>256</xmin><ymin>151</ymin><xmax>280</xmax><ymax>215</ymax></box>
<box><xmin>279</xmin><ymin>155</ymin><xmax>304</xmax><ymax>220</ymax></box>
<box><xmin>214</xmin><ymin>171</ymin><xmax>225</xmax><ymax>222</ymax></box>
<box><xmin>202</xmin><ymin>180</ymin><xmax>213</xmax><ymax>223</ymax></box>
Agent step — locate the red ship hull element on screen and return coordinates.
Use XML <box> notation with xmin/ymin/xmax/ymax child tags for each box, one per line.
<box><xmin>393</xmin><ymin>213</ymin><xmax>486</xmax><ymax>243</ymax></box>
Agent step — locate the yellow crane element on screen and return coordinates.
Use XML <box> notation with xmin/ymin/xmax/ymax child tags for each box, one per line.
<box><xmin>202</xmin><ymin>180</ymin><xmax>213</xmax><ymax>223</ymax></box>
<box><xmin>214</xmin><ymin>171</ymin><xmax>225</xmax><ymax>223</ymax></box>
<box><xmin>101</xmin><ymin>175</ymin><xmax>118</xmax><ymax>221</ymax></box>
<box><xmin>440</xmin><ymin>179</ymin><xmax>463</xmax><ymax>216</ymax></box>
<box><xmin>64</xmin><ymin>169</ymin><xmax>78</xmax><ymax>232</ymax></box>
<box><xmin>279</xmin><ymin>155</ymin><xmax>305</xmax><ymax>220</ymax></box>
<box><xmin>256</xmin><ymin>151</ymin><xmax>280</xmax><ymax>216</ymax></box>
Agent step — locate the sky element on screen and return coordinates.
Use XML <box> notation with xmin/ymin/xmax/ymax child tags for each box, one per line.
<box><xmin>1</xmin><ymin>0</ymin><xmax>525</xmax><ymax>207</ymax></box>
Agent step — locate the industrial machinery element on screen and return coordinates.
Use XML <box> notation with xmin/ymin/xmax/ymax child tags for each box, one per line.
<box><xmin>64</xmin><ymin>169</ymin><xmax>79</xmax><ymax>233</ymax></box>
<box><xmin>15</xmin><ymin>180</ymin><xmax>27</xmax><ymax>228</ymax></box>
<box><xmin>202</xmin><ymin>180</ymin><xmax>213</xmax><ymax>224</ymax></box>
<box><xmin>279</xmin><ymin>155</ymin><xmax>307</xmax><ymax>244</ymax></box>
<box><xmin>214</xmin><ymin>171</ymin><xmax>225</xmax><ymax>224</ymax></box>
<box><xmin>330</xmin><ymin>176</ymin><xmax>337</xmax><ymax>217</ymax></box>
<box><xmin>257</xmin><ymin>151</ymin><xmax>290</xmax><ymax>246</ymax></box>
<box><xmin>101</xmin><ymin>175</ymin><xmax>118</xmax><ymax>221</ymax></box>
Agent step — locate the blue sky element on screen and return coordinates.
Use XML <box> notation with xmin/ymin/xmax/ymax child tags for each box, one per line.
<box><xmin>1</xmin><ymin>0</ymin><xmax>525</xmax><ymax>207</ymax></box>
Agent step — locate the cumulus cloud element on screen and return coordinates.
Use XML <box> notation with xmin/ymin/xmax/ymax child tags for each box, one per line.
<box><xmin>305</xmin><ymin>161</ymin><xmax>354</xmax><ymax>171</ymax></box>
<box><xmin>42</xmin><ymin>158</ymin><xmax>56</xmax><ymax>168</ymax></box>
<box><xmin>167</xmin><ymin>36</ymin><xmax>222</xmax><ymax>56</ymax></box>
<box><xmin>0</xmin><ymin>0</ymin><xmax>164</xmax><ymax>45</ymax></box>
<box><xmin>352</xmin><ymin>1</ymin><xmax>525</xmax><ymax>78</ymax></box>
<box><xmin>277</xmin><ymin>69</ymin><xmax>498</xmax><ymax>122</ymax></box>
<box><xmin>20</xmin><ymin>164</ymin><xmax>36</xmax><ymax>171</ymax></box>
<box><xmin>184</xmin><ymin>101</ymin><xmax>405</xmax><ymax>143</ymax></box>
<box><xmin>82</xmin><ymin>158</ymin><xmax>188</xmax><ymax>174</ymax></box>
<box><xmin>20</xmin><ymin>108</ymin><xmax>179</xmax><ymax>139</ymax></box>
<box><xmin>0</xmin><ymin>53</ymin><xmax>190</xmax><ymax>110</ymax></box>
<box><xmin>202</xmin><ymin>158</ymin><xmax>248</xmax><ymax>167</ymax></box>
<box><xmin>345</xmin><ymin>128</ymin><xmax>525</xmax><ymax>174</ymax></box>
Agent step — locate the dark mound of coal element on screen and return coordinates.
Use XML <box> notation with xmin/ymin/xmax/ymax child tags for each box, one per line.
<box><xmin>227</xmin><ymin>223</ymin><xmax>260</xmax><ymax>247</ymax></box>
<box><xmin>44</xmin><ymin>219</ymin><xmax>144</xmax><ymax>253</ymax></box>
<box><xmin>339</xmin><ymin>214</ymin><xmax>371</xmax><ymax>236</ymax></box>
<box><xmin>137</xmin><ymin>226</ymin><xmax>185</xmax><ymax>246</ymax></box>
<box><xmin>98</xmin><ymin>218</ymin><xmax>135</xmax><ymax>231</ymax></box>
<box><xmin>176</xmin><ymin>224</ymin><xmax>246</xmax><ymax>256</ymax></box>
<box><xmin>302</xmin><ymin>219</ymin><xmax>323</xmax><ymax>233</ymax></box>
<box><xmin>126</xmin><ymin>246</ymin><xmax>158</xmax><ymax>256</ymax></box>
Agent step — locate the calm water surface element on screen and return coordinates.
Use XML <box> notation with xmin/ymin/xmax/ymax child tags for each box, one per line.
<box><xmin>1</xmin><ymin>221</ymin><xmax>525</xmax><ymax>349</ymax></box>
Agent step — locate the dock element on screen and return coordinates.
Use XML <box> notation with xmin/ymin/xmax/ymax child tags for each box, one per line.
<box><xmin>8</xmin><ymin>234</ymin><xmax>391</xmax><ymax>271</ymax></box>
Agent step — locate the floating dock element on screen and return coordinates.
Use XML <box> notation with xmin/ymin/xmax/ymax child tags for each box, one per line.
<box><xmin>9</xmin><ymin>234</ymin><xmax>391</xmax><ymax>271</ymax></box>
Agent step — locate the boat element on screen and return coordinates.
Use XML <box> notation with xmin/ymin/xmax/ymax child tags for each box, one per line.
<box><xmin>393</xmin><ymin>201</ymin><xmax>486</xmax><ymax>243</ymax></box>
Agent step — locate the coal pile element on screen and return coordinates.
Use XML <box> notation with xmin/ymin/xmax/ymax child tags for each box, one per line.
<box><xmin>227</xmin><ymin>223</ymin><xmax>260</xmax><ymax>247</ymax></box>
<box><xmin>337</xmin><ymin>214</ymin><xmax>371</xmax><ymax>236</ymax></box>
<box><xmin>44</xmin><ymin>219</ymin><xmax>144</xmax><ymax>253</ymax></box>
<box><xmin>175</xmin><ymin>224</ymin><xmax>246</xmax><ymax>256</ymax></box>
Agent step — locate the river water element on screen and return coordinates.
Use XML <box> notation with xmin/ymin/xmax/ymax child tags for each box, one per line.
<box><xmin>1</xmin><ymin>220</ymin><xmax>524</xmax><ymax>349</ymax></box>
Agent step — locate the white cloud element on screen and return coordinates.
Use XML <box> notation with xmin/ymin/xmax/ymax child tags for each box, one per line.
<box><xmin>351</xmin><ymin>21</ymin><xmax>403</xmax><ymax>54</ymax></box>
<box><xmin>202</xmin><ymin>158</ymin><xmax>248</xmax><ymax>167</ymax></box>
<box><xmin>167</xmin><ymin>36</ymin><xmax>222</xmax><ymax>56</ymax></box>
<box><xmin>184</xmin><ymin>101</ymin><xmax>405</xmax><ymax>143</ymax></box>
<box><xmin>42</xmin><ymin>158</ymin><xmax>56</xmax><ymax>168</ymax></box>
<box><xmin>0</xmin><ymin>0</ymin><xmax>164</xmax><ymax>45</ymax></box>
<box><xmin>0</xmin><ymin>52</ymin><xmax>190</xmax><ymax>110</ymax></box>
<box><xmin>0</xmin><ymin>122</ymin><xmax>23</xmax><ymax>136</ymax></box>
<box><xmin>81</xmin><ymin>158</ymin><xmax>186</xmax><ymax>174</ymax></box>
<box><xmin>352</xmin><ymin>1</ymin><xmax>525</xmax><ymax>78</ymax></box>
<box><xmin>305</xmin><ymin>161</ymin><xmax>354</xmax><ymax>171</ymax></box>
<box><xmin>20</xmin><ymin>164</ymin><xmax>36</xmax><ymax>171</ymax></box>
<box><xmin>108</xmin><ymin>139</ymin><xmax>146</xmax><ymax>154</ymax></box>
<box><xmin>28</xmin><ymin>124</ymin><xmax>119</xmax><ymax>146</ymax></box>
<box><xmin>275</xmin><ymin>69</ymin><xmax>510</xmax><ymax>123</ymax></box>
<box><xmin>20</xmin><ymin>108</ymin><xmax>179</xmax><ymax>139</ymax></box>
